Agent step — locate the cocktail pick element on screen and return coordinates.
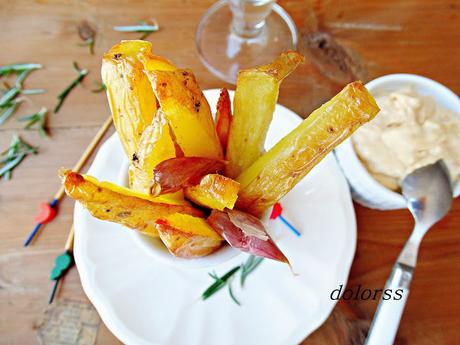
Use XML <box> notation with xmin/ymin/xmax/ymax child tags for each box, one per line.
<box><xmin>24</xmin><ymin>116</ymin><xmax>112</xmax><ymax>246</ymax></box>
<box><xmin>48</xmin><ymin>225</ymin><xmax>75</xmax><ymax>304</ymax></box>
<box><xmin>269</xmin><ymin>202</ymin><xmax>301</xmax><ymax>237</ymax></box>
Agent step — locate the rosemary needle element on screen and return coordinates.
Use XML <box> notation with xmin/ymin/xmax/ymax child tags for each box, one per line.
<box><xmin>54</xmin><ymin>62</ymin><xmax>88</xmax><ymax>113</ymax></box>
<box><xmin>202</xmin><ymin>266</ymin><xmax>240</xmax><ymax>301</ymax></box>
<box><xmin>113</xmin><ymin>20</ymin><xmax>159</xmax><ymax>39</ymax></box>
<box><xmin>0</xmin><ymin>135</ymin><xmax>38</xmax><ymax>180</ymax></box>
<box><xmin>0</xmin><ymin>63</ymin><xmax>42</xmax><ymax>77</ymax></box>
<box><xmin>18</xmin><ymin>107</ymin><xmax>48</xmax><ymax>137</ymax></box>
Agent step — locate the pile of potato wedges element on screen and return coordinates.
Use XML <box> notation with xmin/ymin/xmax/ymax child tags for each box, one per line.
<box><xmin>61</xmin><ymin>40</ymin><xmax>380</xmax><ymax>261</ymax></box>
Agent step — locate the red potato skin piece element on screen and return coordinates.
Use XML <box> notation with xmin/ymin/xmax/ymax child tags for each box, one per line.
<box><xmin>152</xmin><ymin>157</ymin><xmax>226</xmax><ymax>195</ymax></box>
<box><xmin>215</xmin><ymin>88</ymin><xmax>232</xmax><ymax>152</ymax></box>
<box><xmin>207</xmin><ymin>209</ymin><xmax>289</xmax><ymax>263</ymax></box>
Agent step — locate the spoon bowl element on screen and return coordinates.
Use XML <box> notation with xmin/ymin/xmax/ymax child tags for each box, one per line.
<box><xmin>402</xmin><ymin>160</ymin><xmax>453</xmax><ymax>230</ymax></box>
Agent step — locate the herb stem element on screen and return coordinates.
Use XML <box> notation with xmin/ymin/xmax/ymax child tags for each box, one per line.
<box><xmin>202</xmin><ymin>266</ymin><xmax>240</xmax><ymax>300</ymax></box>
<box><xmin>54</xmin><ymin>62</ymin><xmax>88</xmax><ymax>113</ymax></box>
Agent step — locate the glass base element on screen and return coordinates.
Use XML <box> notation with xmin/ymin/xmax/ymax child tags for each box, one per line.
<box><xmin>196</xmin><ymin>0</ymin><xmax>298</xmax><ymax>84</ymax></box>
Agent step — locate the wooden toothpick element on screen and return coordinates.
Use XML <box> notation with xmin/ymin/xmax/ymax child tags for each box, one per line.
<box><xmin>24</xmin><ymin>116</ymin><xmax>112</xmax><ymax>246</ymax></box>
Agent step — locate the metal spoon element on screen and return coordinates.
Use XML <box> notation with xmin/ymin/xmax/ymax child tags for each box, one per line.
<box><xmin>365</xmin><ymin>160</ymin><xmax>453</xmax><ymax>345</ymax></box>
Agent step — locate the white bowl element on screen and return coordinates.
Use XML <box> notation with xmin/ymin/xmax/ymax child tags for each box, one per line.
<box><xmin>335</xmin><ymin>74</ymin><xmax>460</xmax><ymax>210</ymax></box>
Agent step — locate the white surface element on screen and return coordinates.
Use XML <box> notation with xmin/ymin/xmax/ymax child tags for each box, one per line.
<box><xmin>74</xmin><ymin>89</ymin><xmax>357</xmax><ymax>345</ymax></box>
<box><xmin>335</xmin><ymin>74</ymin><xmax>460</xmax><ymax>210</ymax></box>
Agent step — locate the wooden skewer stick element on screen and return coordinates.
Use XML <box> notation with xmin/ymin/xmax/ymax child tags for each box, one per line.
<box><xmin>24</xmin><ymin>116</ymin><xmax>112</xmax><ymax>246</ymax></box>
<box><xmin>48</xmin><ymin>225</ymin><xmax>75</xmax><ymax>304</ymax></box>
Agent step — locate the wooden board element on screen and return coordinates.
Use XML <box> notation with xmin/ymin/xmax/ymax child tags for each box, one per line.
<box><xmin>1</xmin><ymin>1</ymin><xmax>459</xmax><ymax>344</ymax></box>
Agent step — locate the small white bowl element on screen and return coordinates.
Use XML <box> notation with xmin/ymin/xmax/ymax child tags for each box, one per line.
<box><xmin>335</xmin><ymin>74</ymin><xmax>460</xmax><ymax>210</ymax></box>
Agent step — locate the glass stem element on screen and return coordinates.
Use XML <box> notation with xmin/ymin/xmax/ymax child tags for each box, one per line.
<box><xmin>229</xmin><ymin>0</ymin><xmax>275</xmax><ymax>38</ymax></box>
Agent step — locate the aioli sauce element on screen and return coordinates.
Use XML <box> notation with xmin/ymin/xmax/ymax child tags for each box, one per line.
<box><xmin>352</xmin><ymin>87</ymin><xmax>460</xmax><ymax>191</ymax></box>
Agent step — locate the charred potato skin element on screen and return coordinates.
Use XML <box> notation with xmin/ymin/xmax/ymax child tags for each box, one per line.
<box><xmin>61</xmin><ymin>170</ymin><xmax>203</xmax><ymax>237</ymax></box>
<box><xmin>236</xmin><ymin>81</ymin><xmax>380</xmax><ymax>217</ymax></box>
<box><xmin>225</xmin><ymin>51</ymin><xmax>305</xmax><ymax>178</ymax></box>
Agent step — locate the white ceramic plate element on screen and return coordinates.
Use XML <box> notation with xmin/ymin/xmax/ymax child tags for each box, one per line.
<box><xmin>74</xmin><ymin>89</ymin><xmax>357</xmax><ymax>345</ymax></box>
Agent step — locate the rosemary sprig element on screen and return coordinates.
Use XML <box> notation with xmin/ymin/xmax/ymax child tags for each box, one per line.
<box><xmin>91</xmin><ymin>81</ymin><xmax>106</xmax><ymax>93</ymax></box>
<box><xmin>113</xmin><ymin>19</ymin><xmax>159</xmax><ymax>39</ymax></box>
<box><xmin>0</xmin><ymin>63</ymin><xmax>44</xmax><ymax>125</ymax></box>
<box><xmin>0</xmin><ymin>135</ymin><xmax>38</xmax><ymax>180</ymax></box>
<box><xmin>54</xmin><ymin>62</ymin><xmax>88</xmax><ymax>113</ymax></box>
<box><xmin>78</xmin><ymin>20</ymin><xmax>96</xmax><ymax>55</ymax></box>
<box><xmin>79</xmin><ymin>38</ymin><xmax>95</xmax><ymax>55</ymax></box>
<box><xmin>202</xmin><ymin>266</ymin><xmax>240</xmax><ymax>302</ymax></box>
<box><xmin>18</xmin><ymin>107</ymin><xmax>48</xmax><ymax>137</ymax></box>
<box><xmin>0</xmin><ymin>99</ymin><xmax>23</xmax><ymax>125</ymax></box>
<box><xmin>240</xmin><ymin>256</ymin><xmax>264</xmax><ymax>287</ymax></box>
<box><xmin>202</xmin><ymin>255</ymin><xmax>264</xmax><ymax>305</ymax></box>
<box><xmin>0</xmin><ymin>63</ymin><xmax>42</xmax><ymax>77</ymax></box>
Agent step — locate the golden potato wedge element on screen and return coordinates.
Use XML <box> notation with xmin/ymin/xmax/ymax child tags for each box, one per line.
<box><xmin>155</xmin><ymin>213</ymin><xmax>223</xmax><ymax>258</ymax></box>
<box><xmin>225</xmin><ymin>51</ymin><xmax>304</xmax><ymax>178</ymax></box>
<box><xmin>236</xmin><ymin>81</ymin><xmax>380</xmax><ymax>216</ymax></box>
<box><xmin>129</xmin><ymin>109</ymin><xmax>176</xmax><ymax>193</ymax></box>
<box><xmin>143</xmin><ymin>68</ymin><xmax>223</xmax><ymax>159</ymax></box>
<box><xmin>101</xmin><ymin>40</ymin><xmax>176</xmax><ymax>158</ymax></box>
<box><xmin>60</xmin><ymin>169</ymin><xmax>203</xmax><ymax>237</ymax></box>
<box><xmin>184</xmin><ymin>174</ymin><xmax>240</xmax><ymax>211</ymax></box>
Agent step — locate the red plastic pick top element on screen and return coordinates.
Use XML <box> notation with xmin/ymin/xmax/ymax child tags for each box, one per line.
<box><xmin>34</xmin><ymin>203</ymin><xmax>57</xmax><ymax>224</ymax></box>
<box><xmin>270</xmin><ymin>202</ymin><xmax>283</xmax><ymax>220</ymax></box>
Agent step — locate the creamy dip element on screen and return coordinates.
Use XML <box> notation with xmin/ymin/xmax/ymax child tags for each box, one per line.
<box><xmin>352</xmin><ymin>86</ymin><xmax>460</xmax><ymax>191</ymax></box>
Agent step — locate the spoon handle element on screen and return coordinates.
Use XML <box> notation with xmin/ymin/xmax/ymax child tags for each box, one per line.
<box><xmin>365</xmin><ymin>262</ymin><xmax>413</xmax><ymax>345</ymax></box>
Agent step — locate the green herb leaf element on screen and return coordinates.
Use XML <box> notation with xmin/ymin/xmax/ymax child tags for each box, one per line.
<box><xmin>78</xmin><ymin>37</ymin><xmax>95</xmax><ymax>55</ymax></box>
<box><xmin>21</xmin><ymin>88</ymin><xmax>46</xmax><ymax>95</ymax></box>
<box><xmin>113</xmin><ymin>19</ymin><xmax>159</xmax><ymax>39</ymax></box>
<box><xmin>227</xmin><ymin>280</ymin><xmax>241</xmax><ymax>305</ymax></box>
<box><xmin>0</xmin><ymin>135</ymin><xmax>38</xmax><ymax>180</ymax></box>
<box><xmin>91</xmin><ymin>81</ymin><xmax>106</xmax><ymax>93</ymax></box>
<box><xmin>240</xmin><ymin>255</ymin><xmax>264</xmax><ymax>287</ymax></box>
<box><xmin>18</xmin><ymin>107</ymin><xmax>48</xmax><ymax>137</ymax></box>
<box><xmin>54</xmin><ymin>62</ymin><xmax>88</xmax><ymax>113</ymax></box>
<box><xmin>202</xmin><ymin>266</ymin><xmax>240</xmax><ymax>301</ymax></box>
<box><xmin>0</xmin><ymin>87</ymin><xmax>20</xmax><ymax>107</ymax></box>
<box><xmin>0</xmin><ymin>63</ymin><xmax>42</xmax><ymax>77</ymax></box>
<box><xmin>0</xmin><ymin>100</ymin><xmax>22</xmax><ymax>125</ymax></box>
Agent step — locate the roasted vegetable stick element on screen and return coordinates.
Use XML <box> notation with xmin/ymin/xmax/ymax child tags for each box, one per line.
<box><xmin>101</xmin><ymin>40</ymin><xmax>176</xmax><ymax>158</ymax></box>
<box><xmin>185</xmin><ymin>174</ymin><xmax>240</xmax><ymax>211</ymax></box>
<box><xmin>155</xmin><ymin>213</ymin><xmax>223</xmax><ymax>258</ymax></box>
<box><xmin>236</xmin><ymin>81</ymin><xmax>380</xmax><ymax>216</ymax></box>
<box><xmin>152</xmin><ymin>157</ymin><xmax>226</xmax><ymax>195</ymax></box>
<box><xmin>130</xmin><ymin>109</ymin><xmax>175</xmax><ymax>192</ymax></box>
<box><xmin>60</xmin><ymin>169</ymin><xmax>203</xmax><ymax>237</ymax></box>
<box><xmin>215</xmin><ymin>88</ymin><xmax>232</xmax><ymax>152</ymax></box>
<box><xmin>129</xmin><ymin>109</ymin><xmax>186</xmax><ymax>204</ymax></box>
<box><xmin>207</xmin><ymin>209</ymin><xmax>288</xmax><ymax>263</ymax></box>
<box><xmin>225</xmin><ymin>51</ymin><xmax>304</xmax><ymax>178</ymax></box>
<box><xmin>144</xmin><ymin>68</ymin><xmax>223</xmax><ymax>159</ymax></box>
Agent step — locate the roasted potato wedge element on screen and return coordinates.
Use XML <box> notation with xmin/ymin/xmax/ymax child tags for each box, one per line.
<box><xmin>184</xmin><ymin>174</ymin><xmax>239</xmax><ymax>211</ymax></box>
<box><xmin>207</xmin><ymin>209</ymin><xmax>288</xmax><ymax>263</ymax></box>
<box><xmin>152</xmin><ymin>157</ymin><xmax>226</xmax><ymax>195</ymax></box>
<box><xmin>215</xmin><ymin>88</ymin><xmax>232</xmax><ymax>152</ymax></box>
<box><xmin>236</xmin><ymin>81</ymin><xmax>380</xmax><ymax>216</ymax></box>
<box><xmin>60</xmin><ymin>169</ymin><xmax>203</xmax><ymax>237</ymax></box>
<box><xmin>129</xmin><ymin>109</ymin><xmax>175</xmax><ymax>192</ymax></box>
<box><xmin>102</xmin><ymin>40</ymin><xmax>176</xmax><ymax>158</ymax></box>
<box><xmin>155</xmin><ymin>213</ymin><xmax>223</xmax><ymax>258</ymax></box>
<box><xmin>143</xmin><ymin>68</ymin><xmax>223</xmax><ymax>159</ymax></box>
<box><xmin>225</xmin><ymin>51</ymin><xmax>304</xmax><ymax>178</ymax></box>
